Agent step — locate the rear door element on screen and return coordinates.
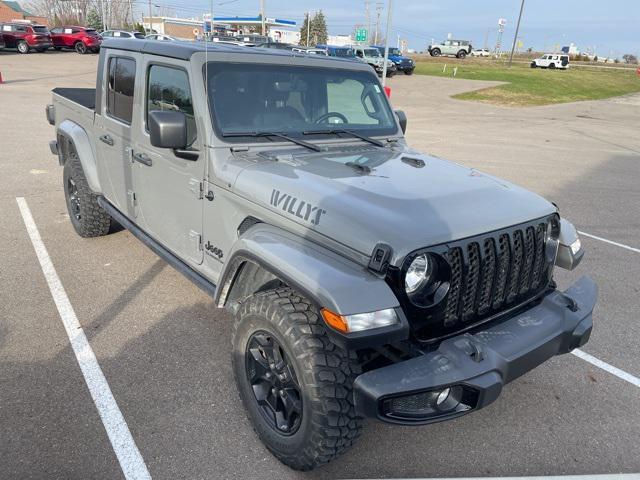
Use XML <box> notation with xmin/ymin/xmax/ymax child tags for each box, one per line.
<box><xmin>94</xmin><ymin>52</ymin><xmax>139</xmax><ymax>218</ymax></box>
<box><xmin>1</xmin><ymin>25</ymin><xmax>15</xmax><ymax>47</ymax></box>
<box><xmin>131</xmin><ymin>58</ymin><xmax>205</xmax><ymax>264</ymax></box>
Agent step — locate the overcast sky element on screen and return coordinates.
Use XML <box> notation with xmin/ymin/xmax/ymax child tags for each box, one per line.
<box><xmin>153</xmin><ymin>0</ymin><xmax>639</xmax><ymax>57</ymax></box>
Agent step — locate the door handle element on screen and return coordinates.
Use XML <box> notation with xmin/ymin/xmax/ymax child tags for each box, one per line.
<box><xmin>133</xmin><ymin>152</ymin><xmax>152</xmax><ymax>167</ymax></box>
<box><xmin>99</xmin><ymin>134</ymin><xmax>114</xmax><ymax>146</ymax></box>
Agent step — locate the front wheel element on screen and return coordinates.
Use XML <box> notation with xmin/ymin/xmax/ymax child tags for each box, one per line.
<box><xmin>17</xmin><ymin>41</ymin><xmax>29</xmax><ymax>54</ymax></box>
<box><xmin>530</xmin><ymin>62</ymin><xmax>537</xmax><ymax>68</ymax></box>
<box><xmin>74</xmin><ymin>41</ymin><xmax>87</xmax><ymax>54</ymax></box>
<box><xmin>404</xmin><ymin>68</ymin><xmax>414</xmax><ymax>75</ymax></box>
<box><xmin>430</xmin><ymin>48</ymin><xmax>441</xmax><ymax>57</ymax></box>
<box><xmin>63</xmin><ymin>152</ymin><xmax>113</xmax><ymax>237</ymax></box>
<box><xmin>232</xmin><ymin>287</ymin><xmax>362</xmax><ymax>471</ymax></box>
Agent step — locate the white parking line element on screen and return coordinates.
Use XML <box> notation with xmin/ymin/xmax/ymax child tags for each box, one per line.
<box><xmin>572</xmin><ymin>349</ymin><xmax>640</xmax><ymax>388</ymax></box>
<box><xmin>579</xmin><ymin>231</ymin><xmax>640</xmax><ymax>254</ymax></box>
<box><xmin>16</xmin><ymin>197</ymin><xmax>151</xmax><ymax>480</ymax></box>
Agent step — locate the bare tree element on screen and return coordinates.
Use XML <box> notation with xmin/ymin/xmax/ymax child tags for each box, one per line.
<box><xmin>25</xmin><ymin>0</ymin><xmax>136</xmax><ymax>28</ymax></box>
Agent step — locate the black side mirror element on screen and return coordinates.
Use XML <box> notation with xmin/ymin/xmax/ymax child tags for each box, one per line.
<box><xmin>148</xmin><ymin>110</ymin><xmax>187</xmax><ymax>149</ymax></box>
<box><xmin>395</xmin><ymin>109</ymin><xmax>407</xmax><ymax>134</ymax></box>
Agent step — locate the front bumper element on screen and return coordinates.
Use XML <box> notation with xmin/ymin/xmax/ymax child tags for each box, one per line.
<box><xmin>354</xmin><ymin>276</ymin><xmax>597</xmax><ymax>425</ymax></box>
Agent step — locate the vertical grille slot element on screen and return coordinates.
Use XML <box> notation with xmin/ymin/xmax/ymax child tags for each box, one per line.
<box><xmin>492</xmin><ymin>234</ymin><xmax>511</xmax><ymax>309</ymax></box>
<box><xmin>518</xmin><ymin>227</ymin><xmax>536</xmax><ymax>295</ymax></box>
<box><xmin>444</xmin><ymin>248</ymin><xmax>463</xmax><ymax>326</ymax></box>
<box><xmin>505</xmin><ymin>230</ymin><xmax>524</xmax><ymax>304</ymax></box>
<box><xmin>461</xmin><ymin>243</ymin><xmax>481</xmax><ymax>322</ymax></box>
<box><xmin>477</xmin><ymin>238</ymin><xmax>496</xmax><ymax>315</ymax></box>
<box><xmin>530</xmin><ymin>223</ymin><xmax>546</xmax><ymax>289</ymax></box>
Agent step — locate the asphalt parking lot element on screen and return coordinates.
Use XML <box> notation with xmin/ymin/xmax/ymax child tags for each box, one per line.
<box><xmin>1</xmin><ymin>51</ymin><xmax>639</xmax><ymax>479</ymax></box>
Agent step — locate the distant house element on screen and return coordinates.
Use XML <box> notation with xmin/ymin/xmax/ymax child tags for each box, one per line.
<box><xmin>0</xmin><ymin>1</ymin><xmax>48</xmax><ymax>25</ymax></box>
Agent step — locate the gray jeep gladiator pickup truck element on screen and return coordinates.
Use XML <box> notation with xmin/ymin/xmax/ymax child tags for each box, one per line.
<box><xmin>47</xmin><ymin>38</ymin><xmax>596</xmax><ymax>471</ymax></box>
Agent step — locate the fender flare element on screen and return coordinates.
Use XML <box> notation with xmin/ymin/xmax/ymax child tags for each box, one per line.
<box><xmin>57</xmin><ymin>120</ymin><xmax>102</xmax><ymax>193</ymax></box>
<box><xmin>215</xmin><ymin>224</ymin><xmax>400</xmax><ymax>317</ymax></box>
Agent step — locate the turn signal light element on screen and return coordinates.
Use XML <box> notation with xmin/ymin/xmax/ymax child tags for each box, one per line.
<box><xmin>321</xmin><ymin>308</ymin><xmax>399</xmax><ymax>333</ymax></box>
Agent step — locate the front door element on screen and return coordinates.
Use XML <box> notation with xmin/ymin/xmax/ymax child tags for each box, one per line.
<box><xmin>131</xmin><ymin>59</ymin><xmax>204</xmax><ymax>265</ymax></box>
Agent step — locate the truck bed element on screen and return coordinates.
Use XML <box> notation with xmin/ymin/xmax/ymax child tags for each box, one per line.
<box><xmin>52</xmin><ymin>88</ymin><xmax>96</xmax><ymax>110</ymax></box>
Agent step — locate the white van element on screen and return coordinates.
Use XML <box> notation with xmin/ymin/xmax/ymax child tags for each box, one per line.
<box><xmin>531</xmin><ymin>54</ymin><xmax>570</xmax><ymax>69</ymax></box>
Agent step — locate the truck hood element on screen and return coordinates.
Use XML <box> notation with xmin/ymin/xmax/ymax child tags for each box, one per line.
<box><xmin>232</xmin><ymin>145</ymin><xmax>556</xmax><ymax>266</ymax></box>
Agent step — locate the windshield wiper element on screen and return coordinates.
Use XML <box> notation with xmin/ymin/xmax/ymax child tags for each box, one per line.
<box><xmin>222</xmin><ymin>131</ymin><xmax>322</xmax><ymax>152</ymax></box>
<box><xmin>302</xmin><ymin>129</ymin><xmax>385</xmax><ymax>148</ymax></box>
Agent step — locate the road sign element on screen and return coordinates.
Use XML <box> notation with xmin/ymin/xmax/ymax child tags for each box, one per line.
<box><xmin>355</xmin><ymin>28</ymin><xmax>368</xmax><ymax>42</ymax></box>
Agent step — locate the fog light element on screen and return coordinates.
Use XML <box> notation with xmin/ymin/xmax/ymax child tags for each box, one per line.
<box><xmin>436</xmin><ymin>387</ymin><xmax>451</xmax><ymax>405</ymax></box>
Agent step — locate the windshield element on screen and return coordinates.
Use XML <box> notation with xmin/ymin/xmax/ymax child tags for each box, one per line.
<box><xmin>364</xmin><ymin>48</ymin><xmax>381</xmax><ymax>57</ymax></box>
<box><xmin>387</xmin><ymin>48</ymin><xmax>401</xmax><ymax>56</ymax></box>
<box><xmin>205</xmin><ymin>63</ymin><xmax>397</xmax><ymax>138</ymax></box>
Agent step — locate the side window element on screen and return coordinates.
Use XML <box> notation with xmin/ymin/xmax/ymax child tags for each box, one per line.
<box><xmin>16</xmin><ymin>25</ymin><xmax>27</xmax><ymax>32</ymax></box>
<box><xmin>147</xmin><ymin>65</ymin><xmax>197</xmax><ymax>147</ymax></box>
<box><xmin>71</xmin><ymin>28</ymin><xmax>81</xmax><ymax>34</ymax></box>
<box><xmin>107</xmin><ymin>57</ymin><xmax>136</xmax><ymax>124</ymax></box>
<box><xmin>102</xmin><ymin>31</ymin><xmax>112</xmax><ymax>37</ymax></box>
<box><xmin>327</xmin><ymin>79</ymin><xmax>387</xmax><ymax>125</ymax></box>
<box><xmin>51</xmin><ymin>27</ymin><xmax>62</xmax><ymax>34</ymax></box>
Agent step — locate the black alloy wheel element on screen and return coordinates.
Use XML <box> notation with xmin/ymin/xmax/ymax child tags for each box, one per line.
<box><xmin>67</xmin><ymin>177</ymin><xmax>82</xmax><ymax>222</ymax></box>
<box><xmin>245</xmin><ymin>331</ymin><xmax>303</xmax><ymax>435</ymax></box>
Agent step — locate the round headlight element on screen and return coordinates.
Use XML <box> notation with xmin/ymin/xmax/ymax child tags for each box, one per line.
<box><xmin>405</xmin><ymin>254</ymin><xmax>432</xmax><ymax>293</ymax></box>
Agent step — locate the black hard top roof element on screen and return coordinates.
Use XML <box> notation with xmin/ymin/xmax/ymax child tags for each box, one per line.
<box><xmin>101</xmin><ymin>38</ymin><xmax>359</xmax><ymax>66</ymax></box>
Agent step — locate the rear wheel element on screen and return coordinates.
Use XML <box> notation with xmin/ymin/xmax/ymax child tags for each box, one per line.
<box><xmin>74</xmin><ymin>41</ymin><xmax>87</xmax><ymax>54</ymax></box>
<box><xmin>457</xmin><ymin>50</ymin><xmax>467</xmax><ymax>59</ymax></box>
<box><xmin>232</xmin><ymin>287</ymin><xmax>362</xmax><ymax>471</ymax></box>
<box><xmin>17</xmin><ymin>41</ymin><xmax>29</xmax><ymax>54</ymax></box>
<box><xmin>549</xmin><ymin>63</ymin><xmax>556</xmax><ymax>69</ymax></box>
<box><xmin>63</xmin><ymin>151</ymin><xmax>112</xmax><ymax>237</ymax></box>
<box><xmin>430</xmin><ymin>48</ymin><xmax>441</xmax><ymax>57</ymax></box>
<box><xmin>530</xmin><ymin>61</ymin><xmax>537</xmax><ymax>68</ymax></box>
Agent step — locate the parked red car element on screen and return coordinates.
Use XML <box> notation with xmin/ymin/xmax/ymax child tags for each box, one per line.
<box><xmin>0</xmin><ymin>22</ymin><xmax>52</xmax><ymax>53</ymax></box>
<box><xmin>50</xmin><ymin>26</ymin><xmax>102</xmax><ymax>54</ymax></box>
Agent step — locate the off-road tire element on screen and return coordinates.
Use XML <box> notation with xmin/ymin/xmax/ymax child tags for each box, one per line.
<box><xmin>17</xmin><ymin>41</ymin><xmax>29</xmax><ymax>54</ymax></box>
<box><xmin>74</xmin><ymin>41</ymin><xmax>87</xmax><ymax>54</ymax></box>
<box><xmin>63</xmin><ymin>151</ymin><xmax>112</xmax><ymax>237</ymax></box>
<box><xmin>549</xmin><ymin>63</ymin><xmax>556</xmax><ymax>69</ymax></box>
<box><xmin>457</xmin><ymin>50</ymin><xmax>467</xmax><ymax>59</ymax></box>
<box><xmin>530</xmin><ymin>62</ymin><xmax>537</xmax><ymax>68</ymax></box>
<box><xmin>404</xmin><ymin>68</ymin><xmax>414</xmax><ymax>75</ymax></box>
<box><xmin>232</xmin><ymin>287</ymin><xmax>362</xmax><ymax>471</ymax></box>
<box><xmin>430</xmin><ymin>48</ymin><xmax>441</xmax><ymax>57</ymax></box>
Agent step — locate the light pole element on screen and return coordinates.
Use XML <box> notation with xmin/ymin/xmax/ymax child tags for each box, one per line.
<box><xmin>381</xmin><ymin>0</ymin><xmax>393</xmax><ymax>86</ymax></box>
<box><xmin>306</xmin><ymin>11</ymin><xmax>311</xmax><ymax>46</ymax></box>
<box><xmin>260</xmin><ymin>0</ymin><xmax>266</xmax><ymax>36</ymax></box>
<box><xmin>508</xmin><ymin>0</ymin><xmax>525</xmax><ymax>67</ymax></box>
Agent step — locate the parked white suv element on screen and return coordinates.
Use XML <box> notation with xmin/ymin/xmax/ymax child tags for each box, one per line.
<box><xmin>531</xmin><ymin>54</ymin><xmax>570</xmax><ymax>69</ymax></box>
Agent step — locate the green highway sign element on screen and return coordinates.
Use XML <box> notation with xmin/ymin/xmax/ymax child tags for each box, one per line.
<box><xmin>355</xmin><ymin>28</ymin><xmax>368</xmax><ymax>42</ymax></box>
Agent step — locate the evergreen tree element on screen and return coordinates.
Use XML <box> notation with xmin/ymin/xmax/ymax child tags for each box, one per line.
<box><xmin>299</xmin><ymin>12</ymin><xmax>310</xmax><ymax>46</ymax></box>
<box><xmin>86</xmin><ymin>9</ymin><xmax>103</xmax><ymax>31</ymax></box>
<box><xmin>310</xmin><ymin>10</ymin><xmax>327</xmax><ymax>46</ymax></box>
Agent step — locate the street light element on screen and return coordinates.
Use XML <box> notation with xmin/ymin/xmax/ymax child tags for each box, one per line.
<box><xmin>381</xmin><ymin>0</ymin><xmax>394</xmax><ymax>85</ymax></box>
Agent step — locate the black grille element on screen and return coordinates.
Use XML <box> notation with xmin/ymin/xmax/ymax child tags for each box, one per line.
<box><xmin>441</xmin><ymin>221</ymin><xmax>552</xmax><ymax>330</ymax></box>
<box><xmin>392</xmin><ymin>216</ymin><xmax>557</xmax><ymax>341</ymax></box>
